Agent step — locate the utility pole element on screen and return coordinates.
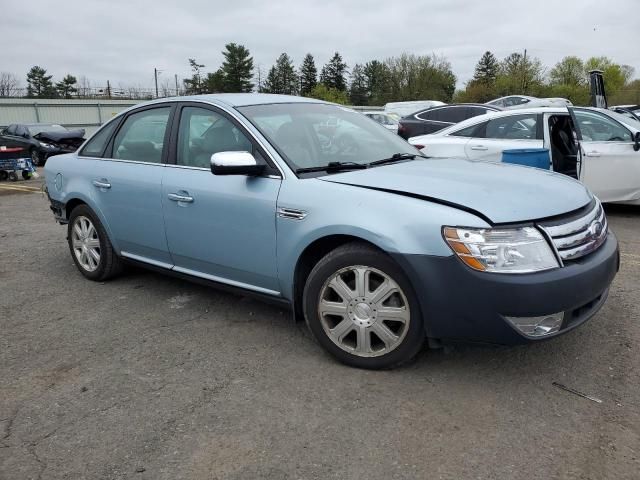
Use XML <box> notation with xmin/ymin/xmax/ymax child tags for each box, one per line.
<box><xmin>106</xmin><ymin>80</ymin><xmax>111</xmax><ymax>99</ymax></box>
<box><xmin>174</xmin><ymin>74</ymin><xmax>179</xmax><ymax>96</ymax></box>
<box><xmin>154</xmin><ymin>68</ymin><xmax>159</xmax><ymax>98</ymax></box>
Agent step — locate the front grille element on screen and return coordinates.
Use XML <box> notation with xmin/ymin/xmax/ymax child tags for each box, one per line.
<box><xmin>539</xmin><ymin>199</ymin><xmax>608</xmax><ymax>262</ymax></box>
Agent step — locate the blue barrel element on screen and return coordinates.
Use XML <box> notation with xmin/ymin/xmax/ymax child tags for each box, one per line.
<box><xmin>501</xmin><ymin>148</ymin><xmax>550</xmax><ymax>170</ymax></box>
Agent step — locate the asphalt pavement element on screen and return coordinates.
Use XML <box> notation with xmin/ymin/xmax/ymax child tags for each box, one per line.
<box><xmin>1</xmin><ymin>184</ymin><xmax>639</xmax><ymax>479</ymax></box>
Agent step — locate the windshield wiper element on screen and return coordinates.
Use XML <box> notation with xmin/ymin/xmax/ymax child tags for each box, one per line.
<box><xmin>296</xmin><ymin>162</ymin><xmax>368</xmax><ymax>174</ymax></box>
<box><xmin>367</xmin><ymin>152</ymin><xmax>423</xmax><ymax>167</ymax></box>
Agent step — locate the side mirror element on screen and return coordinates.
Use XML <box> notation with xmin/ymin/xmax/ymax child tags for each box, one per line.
<box><xmin>634</xmin><ymin>132</ymin><xmax>640</xmax><ymax>152</ymax></box>
<box><xmin>210</xmin><ymin>151</ymin><xmax>265</xmax><ymax>176</ymax></box>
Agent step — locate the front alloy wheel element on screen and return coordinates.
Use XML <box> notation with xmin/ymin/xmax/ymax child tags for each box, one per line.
<box><xmin>318</xmin><ymin>266</ymin><xmax>410</xmax><ymax>357</ymax></box>
<box><xmin>304</xmin><ymin>242</ymin><xmax>424</xmax><ymax>369</ymax></box>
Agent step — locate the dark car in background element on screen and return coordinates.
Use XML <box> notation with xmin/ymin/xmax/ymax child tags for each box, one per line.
<box><xmin>0</xmin><ymin>123</ymin><xmax>85</xmax><ymax>166</ymax></box>
<box><xmin>397</xmin><ymin>104</ymin><xmax>500</xmax><ymax>139</ymax></box>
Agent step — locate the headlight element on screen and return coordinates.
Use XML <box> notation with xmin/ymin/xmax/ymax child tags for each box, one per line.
<box><xmin>443</xmin><ymin>226</ymin><xmax>559</xmax><ymax>273</ymax></box>
<box><xmin>39</xmin><ymin>142</ymin><xmax>53</xmax><ymax>148</ymax></box>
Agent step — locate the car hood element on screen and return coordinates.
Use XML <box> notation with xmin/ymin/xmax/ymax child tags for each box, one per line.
<box><xmin>318</xmin><ymin>159</ymin><xmax>592</xmax><ymax>224</ymax></box>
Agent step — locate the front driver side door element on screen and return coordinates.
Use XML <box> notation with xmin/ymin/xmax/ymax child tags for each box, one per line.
<box><xmin>161</xmin><ymin>104</ymin><xmax>282</xmax><ymax>295</ymax></box>
<box><xmin>571</xmin><ymin>108</ymin><xmax>640</xmax><ymax>203</ymax></box>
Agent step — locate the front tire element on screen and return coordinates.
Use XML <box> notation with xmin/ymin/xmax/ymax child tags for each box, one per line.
<box><xmin>31</xmin><ymin>149</ymin><xmax>42</xmax><ymax>166</ymax></box>
<box><xmin>67</xmin><ymin>205</ymin><xmax>123</xmax><ymax>281</ymax></box>
<box><xmin>303</xmin><ymin>242</ymin><xmax>425</xmax><ymax>369</ymax></box>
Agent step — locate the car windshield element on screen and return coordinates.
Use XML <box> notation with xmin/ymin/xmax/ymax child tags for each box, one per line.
<box><xmin>237</xmin><ymin>103</ymin><xmax>420</xmax><ymax>171</ymax></box>
<box><xmin>605</xmin><ymin>110</ymin><xmax>640</xmax><ymax>131</ymax></box>
<box><xmin>28</xmin><ymin>124</ymin><xmax>68</xmax><ymax>135</ymax></box>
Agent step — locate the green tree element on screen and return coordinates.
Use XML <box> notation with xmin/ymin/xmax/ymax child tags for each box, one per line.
<box><xmin>262</xmin><ymin>53</ymin><xmax>298</xmax><ymax>95</ymax></box>
<box><xmin>308</xmin><ymin>84</ymin><xmax>348</xmax><ymax>104</ymax></box>
<box><xmin>384</xmin><ymin>53</ymin><xmax>456</xmax><ymax>102</ymax></box>
<box><xmin>183</xmin><ymin>58</ymin><xmax>206</xmax><ymax>95</ymax></box>
<box><xmin>472</xmin><ymin>51</ymin><xmax>499</xmax><ymax>86</ymax></box>
<box><xmin>349</xmin><ymin>64</ymin><xmax>368</xmax><ymax>105</ymax></box>
<box><xmin>549</xmin><ymin>56</ymin><xmax>585</xmax><ymax>87</ymax></box>
<box><xmin>26</xmin><ymin>66</ymin><xmax>55</xmax><ymax>98</ymax></box>
<box><xmin>299</xmin><ymin>53</ymin><xmax>317</xmax><ymax>96</ymax></box>
<box><xmin>204</xmin><ymin>69</ymin><xmax>226</xmax><ymax>93</ymax></box>
<box><xmin>364</xmin><ymin>60</ymin><xmax>391</xmax><ymax>105</ymax></box>
<box><xmin>495</xmin><ymin>52</ymin><xmax>544</xmax><ymax>95</ymax></box>
<box><xmin>55</xmin><ymin>74</ymin><xmax>78</xmax><ymax>98</ymax></box>
<box><xmin>221</xmin><ymin>43</ymin><xmax>254</xmax><ymax>92</ymax></box>
<box><xmin>320</xmin><ymin>52</ymin><xmax>348</xmax><ymax>91</ymax></box>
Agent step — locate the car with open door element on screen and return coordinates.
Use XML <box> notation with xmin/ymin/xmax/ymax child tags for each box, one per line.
<box><xmin>44</xmin><ymin>94</ymin><xmax>618</xmax><ymax>369</ymax></box>
<box><xmin>409</xmin><ymin>107</ymin><xmax>640</xmax><ymax>205</ymax></box>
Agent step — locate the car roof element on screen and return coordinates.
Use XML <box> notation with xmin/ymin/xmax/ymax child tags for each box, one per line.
<box><xmin>174</xmin><ymin>93</ymin><xmax>326</xmax><ymax>107</ymax></box>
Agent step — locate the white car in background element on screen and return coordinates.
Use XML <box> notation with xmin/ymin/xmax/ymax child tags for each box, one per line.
<box><xmin>362</xmin><ymin>111</ymin><xmax>399</xmax><ymax>132</ymax></box>
<box><xmin>408</xmin><ymin>106</ymin><xmax>640</xmax><ymax>205</ymax></box>
<box><xmin>486</xmin><ymin>95</ymin><xmax>572</xmax><ymax>109</ymax></box>
<box><xmin>384</xmin><ymin>100</ymin><xmax>446</xmax><ymax>118</ymax></box>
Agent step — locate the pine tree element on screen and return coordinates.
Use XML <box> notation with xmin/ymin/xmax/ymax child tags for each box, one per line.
<box><xmin>221</xmin><ymin>43</ymin><xmax>254</xmax><ymax>92</ymax></box>
<box><xmin>205</xmin><ymin>69</ymin><xmax>226</xmax><ymax>93</ymax></box>
<box><xmin>26</xmin><ymin>66</ymin><xmax>55</xmax><ymax>98</ymax></box>
<box><xmin>55</xmin><ymin>74</ymin><xmax>78</xmax><ymax>98</ymax></box>
<box><xmin>320</xmin><ymin>52</ymin><xmax>348</xmax><ymax>91</ymax></box>
<box><xmin>349</xmin><ymin>64</ymin><xmax>368</xmax><ymax>105</ymax></box>
<box><xmin>299</xmin><ymin>53</ymin><xmax>317</xmax><ymax>96</ymax></box>
<box><xmin>262</xmin><ymin>53</ymin><xmax>298</xmax><ymax>95</ymax></box>
<box><xmin>472</xmin><ymin>51</ymin><xmax>498</xmax><ymax>85</ymax></box>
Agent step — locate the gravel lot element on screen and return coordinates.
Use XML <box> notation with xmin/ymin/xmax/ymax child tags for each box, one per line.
<box><xmin>1</xmin><ymin>183</ymin><xmax>639</xmax><ymax>480</ymax></box>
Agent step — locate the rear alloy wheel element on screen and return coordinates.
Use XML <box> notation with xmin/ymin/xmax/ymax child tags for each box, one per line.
<box><xmin>304</xmin><ymin>242</ymin><xmax>424</xmax><ymax>369</ymax></box>
<box><xmin>67</xmin><ymin>205</ymin><xmax>123</xmax><ymax>281</ymax></box>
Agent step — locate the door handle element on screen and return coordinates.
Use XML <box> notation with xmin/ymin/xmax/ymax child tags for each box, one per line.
<box><xmin>585</xmin><ymin>151</ymin><xmax>601</xmax><ymax>157</ymax></box>
<box><xmin>92</xmin><ymin>179</ymin><xmax>111</xmax><ymax>189</ymax></box>
<box><xmin>470</xmin><ymin>145</ymin><xmax>488</xmax><ymax>151</ymax></box>
<box><xmin>168</xmin><ymin>193</ymin><xmax>194</xmax><ymax>203</ymax></box>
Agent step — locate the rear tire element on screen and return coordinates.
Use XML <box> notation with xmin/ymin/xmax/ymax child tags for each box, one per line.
<box><xmin>303</xmin><ymin>242</ymin><xmax>425</xmax><ymax>369</ymax></box>
<box><xmin>67</xmin><ymin>205</ymin><xmax>123</xmax><ymax>281</ymax></box>
<box><xmin>8</xmin><ymin>172</ymin><xmax>18</xmax><ymax>182</ymax></box>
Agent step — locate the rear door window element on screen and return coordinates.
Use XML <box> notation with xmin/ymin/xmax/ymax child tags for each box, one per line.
<box><xmin>79</xmin><ymin>120</ymin><xmax>119</xmax><ymax>158</ymax></box>
<box><xmin>442</xmin><ymin>106</ymin><xmax>469</xmax><ymax>123</ymax></box>
<box><xmin>111</xmin><ymin>107</ymin><xmax>171</xmax><ymax>163</ymax></box>
<box><xmin>482</xmin><ymin>114</ymin><xmax>539</xmax><ymax>140</ymax></box>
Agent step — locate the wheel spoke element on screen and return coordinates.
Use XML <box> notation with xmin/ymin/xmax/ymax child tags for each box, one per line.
<box><xmin>328</xmin><ymin>276</ymin><xmax>355</xmax><ymax>302</ymax></box>
<box><xmin>73</xmin><ymin>223</ymin><xmax>83</xmax><ymax>239</ymax></box>
<box><xmin>371</xmin><ymin>322</ymin><xmax>399</xmax><ymax>347</ymax></box>
<box><xmin>355</xmin><ymin>326</ymin><xmax>371</xmax><ymax>354</ymax></box>
<box><xmin>88</xmin><ymin>248</ymin><xmax>100</xmax><ymax>263</ymax></box>
<box><xmin>319</xmin><ymin>299</ymin><xmax>348</xmax><ymax>316</ymax></box>
<box><xmin>87</xmin><ymin>224</ymin><xmax>96</xmax><ymax>239</ymax></box>
<box><xmin>86</xmin><ymin>238</ymin><xmax>100</xmax><ymax>248</ymax></box>
<box><xmin>331</xmin><ymin>318</ymin><xmax>354</xmax><ymax>340</ymax></box>
<box><xmin>376</xmin><ymin>306</ymin><xmax>409</xmax><ymax>322</ymax></box>
<box><xmin>354</xmin><ymin>267</ymin><xmax>367</xmax><ymax>297</ymax></box>
<box><xmin>368</xmin><ymin>279</ymin><xmax>396</xmax><ymax>305</ymax></box>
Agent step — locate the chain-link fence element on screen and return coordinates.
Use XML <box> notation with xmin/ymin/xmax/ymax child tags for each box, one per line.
<box><xmin>0</xmin><ymin>87</ymin><xmax>184</xmax><ymax>100</ymax></box>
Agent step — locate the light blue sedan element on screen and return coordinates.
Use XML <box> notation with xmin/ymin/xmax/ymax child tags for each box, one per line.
<box><xmin>44</xmin><ymin>94</ymin><xmax>619</xmax><ymax>369</ymax></box>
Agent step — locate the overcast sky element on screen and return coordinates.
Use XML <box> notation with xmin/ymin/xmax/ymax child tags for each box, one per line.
<box><xmin>2</xmin><ymin>0</ymin><xmax>638</xmax><ymax>91</ymax></box>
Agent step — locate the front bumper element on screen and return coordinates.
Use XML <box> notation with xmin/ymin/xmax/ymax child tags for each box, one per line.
<box><xmin>393</xmin><ymin>231</ymin><xmax>619</xmax><ymax>345</ymax></box>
